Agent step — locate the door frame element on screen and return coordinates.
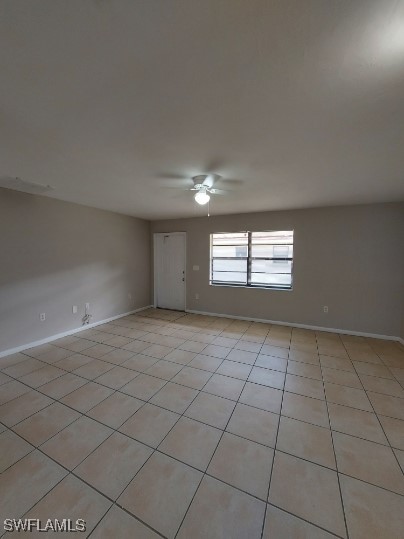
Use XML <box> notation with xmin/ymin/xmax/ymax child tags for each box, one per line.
<box><xmin>153</xmin><ymin>232</ymin><xmax>187</xmax><ymax>310</ymax></box>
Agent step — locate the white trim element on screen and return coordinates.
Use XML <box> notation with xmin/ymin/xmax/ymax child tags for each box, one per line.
<box><xmin>185</xmin><ymin>308</ymin><xmax>401</xmax><ymax>342</ymax></box>
<box><xmin>0</xmin><ymin>305</ymin><xmax>153</xmax><ymax>359</ymax></box>
<box><xmin>153</xmin><ymin>232</ymin><xmax>186</xmax><ymax>311</ymax></box>
<box><xmin>398</xmin><ymin>337</ymin><xmax>404</xmax><ymax>347</ymax></box>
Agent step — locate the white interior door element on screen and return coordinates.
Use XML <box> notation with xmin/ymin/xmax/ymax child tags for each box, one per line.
<box><xmin>154</xmin><ymin>233</ymin><xmax>186</xmax><ymax>311</ymax></box>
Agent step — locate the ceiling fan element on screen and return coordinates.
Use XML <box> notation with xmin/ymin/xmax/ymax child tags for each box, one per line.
<box><xmin>189</xmin><ymin>174</ymin><xmax>226</xmax><ymax>205</ymax></box>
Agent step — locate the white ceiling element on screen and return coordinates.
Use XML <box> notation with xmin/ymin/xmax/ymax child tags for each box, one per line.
<box><xmin>1</xmin><ymin>0</ymin><xmax>403</xmax><ymax>220</ymax></box>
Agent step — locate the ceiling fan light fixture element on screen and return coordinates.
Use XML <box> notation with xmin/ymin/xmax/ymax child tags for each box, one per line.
<box><xmin>194</xmin><ymin>190</ymin><xmax>210</xmax><ymax>205</ymax></box>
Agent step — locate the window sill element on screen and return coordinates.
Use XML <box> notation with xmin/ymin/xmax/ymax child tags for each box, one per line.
<box><xmin>209</xmin><ymin>283</ymin><xmax>293</xmax><ymax>292</ymax></box>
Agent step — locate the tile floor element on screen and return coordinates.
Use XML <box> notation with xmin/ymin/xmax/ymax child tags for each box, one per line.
<box><xmin>1</xmin><ymin>308</ymin><xmax>404</xmax><ymax>538</ymax></box>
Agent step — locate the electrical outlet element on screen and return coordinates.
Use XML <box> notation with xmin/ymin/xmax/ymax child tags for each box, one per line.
<box><xmin>323</xmin><ymin>306</ymin><xmax>328</xmax><ymax>313</ymax></box>
<box><xmin>72</xmin><ymin>305</ymin><xmax>78</xmax><ymax>314</ymax></box>
<box><xmin>85</xmin><ymin>303</ymin><xmax>90</xmax><ymax>311</ymax></box>
<box><xmin>195</xmin><ymin>293</ymin><xmax>199</xmax><ymax>300</ymax></box>
<box><xmin>39</xmin><ymin>313</ymin><xmax>46</xmax><ymax>321</ymax></box>
<box><xmin>128</xmin><ymin>293</ymin><xmax>132</xmax><ymax>300</ymax></box>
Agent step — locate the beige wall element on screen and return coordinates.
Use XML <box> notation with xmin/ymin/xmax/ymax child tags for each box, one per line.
<box><xmin>0</xmin><ymin>188</ymin><xmax>151</xmax><ymax>353</ymax></box>
<box><xmin>152</xmin><ymin>203</ymin><xmax>404</xmax><ymax>338</ymax></box>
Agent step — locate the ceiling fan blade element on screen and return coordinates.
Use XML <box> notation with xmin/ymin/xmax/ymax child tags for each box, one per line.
<box><xmin>210</xmin><ymin>188</ymin><xmax>227</xmax><ymax>195</ymax></box>
<box><xmin>155</xmin><ymin>172</ymin><xmax>189</xmax><ymax>180</ymax></box>
<box><xmin>158</xmin><ymin>178</ymin><xmax>194</xmax><ymax>189</ymax></box>
<box><xmin>215</xmin><ymin>178</ymin><xmax>243</xmax><ymax>188</ymax></box>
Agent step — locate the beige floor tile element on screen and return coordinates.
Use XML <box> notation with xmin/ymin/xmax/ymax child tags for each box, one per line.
<box><xmin>0</xmin><ymin>352</ymin><xmax>30</xmax><ymax>369</ymax></box>
<box><xmin>0</xmin><ymin>380</ymin><xmax>32</xmax><ymax>405</ymax></box>
<box><xmin>104</xmin><ymin>335</ymin><xmax>134</xmax><ymax>348</ymax></box>
<box><xmin>227</xmin><ymin>403</ymin><xmax>279</xmax><ymax>447</ymax></box>
<box><xmin>3</xmin><ymin>357</ymin><xmax>45</xmax><ymax>378</ymax></box>
<box><xmin>277</xmin><ymin>416</ymin><xmax>335</xmax><ymax>468</ymax></box>
<box><xmin>185</xmin><ymin>392</ymin><xmax>235</xmax><ymax>429</ymax></box>
<box><xmin>239</xmin><ymin>381</ymin><xmax>282</xmax><ymax>414</ymax></box>
<box><xmin>0</xmin><ymin>451</ymin><xmax>67</xmax><ymax>522</ymax></box>
<box><xmin>287</xmin><ymin>360</ymin><xmax>322</xmax><ymax>380</ymax></box>
<box><xmin>60</xmin><ymin>382</ymin><xmax>113</xmax><ymax>412</ymax></box>
<box><xmin>150</xmin><ymin>382</ymin><xmax>198</xmax><ymax>413</ymax></box>
<box><xmin>226</xmin><ymin>348</ymin><xmax>258</xmax><ymax>364</ymax></box>
<box><xmin>390</xmin><ymin>366</ymin><xmax>404</xmax><ymax>382</ymax></box>
<box><xmin>119</xmin><ymin>403</ymin><xmax>179</xmax><ymax>447</ymax></box>
<box><xmin>208</xmin><ymin>432</ymin><xmax>273</xmax><ymax>499</ymax></box>
<box><xmin>340</xmin><ymin>475</ymin><xmax>404</xmax><ymax>539</ymax></box>
<box><xmin>255</xmin><ymin>354</ymin><xmax>287</xmax><ymax>372</ymax></box>
<box><xmin>285</xmin><ymin>373</ymin><xmax>325</xmax><ymax>400</ymax></box>
<box><xmin>328</xmin><ymin>403</ymin><xmax>388</xmax><ymax>445</ymax></box>
<box><xmin>367</xmin><ymin>391</ymin><xmax>404</xmax><ymax>420</ymax></box>
<box><xmin>353</xmin><ymin>361</ymin><xmax>393</xmax><ymax>378</ymax></box>
<box><xmin>358</xmin><ymin>373</ymin><xmax>404</xmax><ymax>398</ymax></box>
<box><xmin>88</xmin><ymin>392</ymin><xmax>143</xmax><ymax>428</ymax></box>
<box><xmin>18</xmin><ymin>365</ymin><xmax>65</xmax><ymax>388</ymax></box>
<box><xmin>163</xmin><ymin>349</ymin><xmax>197</xmax><ymax>365</ymax></box>
<box><xmin>324</xmin><ymin>383</ymin><xmax>372</xmax><ymax>411</ymax></box>
<box><xmin>21</xmin><ymin>474</ymin><xmax>111</xmax><ymax>536</ymax></box>
<box><xmin>41</xmin><ymin>416</ymin><xmax>112</xmax><ymax>469</ymax></box>
<box><xmin>188</xmin><ymin>354</ymin><xmax>223</xmax><ymax>372</ymax></box>
<box><xmin>83</xmin><ymin>343</ymin><xmax>116</xmax><ymax>358</ymax></box>
<box><xmin>0</xmin><ymin>430</ymin><xmax>34</xmax><ymax>472</ymax></box>
<box><xmin>35</xmin><ymin>346</ymin><xmax>74</xmax><ymax>364</ymax></box>
<box><xmin>72</xmin><ymin>359</ymin><xmax>114</xmax><ymax>380</ymax></box>
<box><xmin>203</xmin><ymin>344</ymin><xmax>232</xmax><ymax>359</ymax></box>
<box><xmin>177</xmin><ymin>475</ymin><xmax>266</xmax><ymax>539</ymax></box>
<box><xmin>378</xmin><ymin>415</ymin><xmax>404</xmax><ymax>449</ymax></box>
<box><xmin>14</xmin><ymin>402</ymin><xmax>81</xmax><ymax>446</ymax></box>
<box><xmin>75</xmin><ymin>432</ymin><xmax>152</xmax><ymax>499</ymax></box>
<box><xmin>55</xmin><ymin>353</ymin><xmax>93</xmax><ymax>371</ymax></box>
<box><xmin>203</xmin><ymin>373</ymin><xmax>245</xmax><ymax>401</ymax></box>
<box><xmin>394</xmin><ymin>448</ymin><xmax>404</xmax><ymax>471</ymax></box>
<box><xmin>144</xmin><ymin>359</ymin><xmax>184</xmax><ymax>380</ymax></box>
<box><xmin>122</xmin><ymin>353</ymin><xmax>159</xmax><ymax>372</ymax></box>
<box><xmin>235</xmin><ymin>340</ymin><xmax>262</xmax><ymax>353</ymax></box>
<box><xmin>142</xmin><ymin>343</ymin><xmax>174</xmax><ymax>359</ymax></box>
<box><xmin>122</xmin><ymin>340</ymin><xmax>150</xmax><ymax>353</ymax></box>
<box><xmin>91</xmin><ymin>505</ymin><xmax>160</xmax><ymax>539</ymax></box>
<box><xmin>261</xmin><ymin>344</ymin><xmax>289</xmax><ymax>359</ymax></box>
<box><xmin>94</xmin><ymin>365</ymin><xmax>139</xmax><ymax>389</ymax></box>
<box><xmin>322</xmin><ymin>367</ymin><xmax>362</xmax><ymax>389</ymax></box>
<box><xmin>263</xmin><ymin>505</ymin><xmax>337</xmax><ymax>539</ymax></box>
<box><xmin>288</xmin><ymin>349</ymin><xmax>320</xmax><ymax>365</ymax></box>
<box><xmin>40</xmin><ymin>373</ymin><xmax>87</xmax><ymax>399</ymax></box>
<box><xmin>212</xmin><ymin>336</ymin><xmax>238</xmax><ymax>348</ymax></box>
<box><xmin>178</xmin><ymin>340</ymin><xmax>208</xmax><ymax>354</ymax></box>
<box><xmin>0</xmin><ymin>391</ymin><xmax>53</xmax><ymax>427</ymax></box>
<box><xmin>320</xmin><ymin>355</ymin><xmax>354</xmax><ymax>372</ymax></box>
<box><xmin>319</xmin><ymin>347</ymin><xmax>348</xmax><ymax>360</ymax></box>
<box><xmin>269</xmin><ymin>452</ymin><xmax>346</xmax><ymax>537</ymax></box>
<box><xmin>248</xmin><ymin>366</ymin><xmax>285</xmax><ymax>390</ymax></box>
<box><xmin>282</xmin><ymin>392</ymin><xmax>330</xmax><ymax>428</ymax></box>
<box><xmin>159</xmin><ymin>416</ymin><xmax>222</xmax><ymax>471</ymax></box>
<box><xmin>0</xmin><ymin>372</ymin><xmax>12</xmax><ymax>385</ymax></box>
<box><xmin>171</xmin><ymin>366</ymin><xmax>212</xmax><ymax>390</ymax></box>
<box><xmin>118</xmin><ymin>452</ymin><xmax>202</xmax><ymax>539</ymax></box>
<box><xmin>120</xmin><ymin>373</ymin><xmax>166</xmax><ymax>400</ymax></box>
<box><xmin>216</xmin><ymin>359</ymin><xmax>252</xmax><ymax>380</ymax></box>
<box><xmin>333</xmin><ymin>431</ymin><xmax>404</xmax><ymax>495</ymax></box>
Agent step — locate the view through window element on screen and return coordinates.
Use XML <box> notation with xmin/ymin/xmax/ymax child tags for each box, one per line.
<box><xmin>210</xmin><ymin>230</ymin><xmax>294</xmax><ymax>289</ymax></box>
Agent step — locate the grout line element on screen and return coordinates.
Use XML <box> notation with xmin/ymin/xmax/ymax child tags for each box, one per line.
<box><xmin>317</xmin><ymin>332</ymin><xmax>350</xmax><ymax>539</ymax></box>
<box><xmin>259</xmin><ymin>329</ymin><xmax>289</xmax><ymax>539</ymax></box>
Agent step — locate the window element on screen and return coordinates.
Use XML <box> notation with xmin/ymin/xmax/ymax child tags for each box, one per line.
<box><xmin>210</xmin><ymin>230</ymin><xmax>294</xmax><ymax>289</ymax></box>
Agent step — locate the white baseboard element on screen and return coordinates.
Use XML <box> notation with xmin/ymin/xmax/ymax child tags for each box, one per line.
<box><xmin>185</xmin><ymin>309</ymin><xmax>401</xmax><ymax>343</ymax></box>
<box><xmin>0</xmin><ymin>305</ymin><xmax>153</xmax><ymax>359</ymax></box>
<box><xmin>398</xmin><ymin>337</ymin><xmax>404</xmax><ymax>347</ymax></box>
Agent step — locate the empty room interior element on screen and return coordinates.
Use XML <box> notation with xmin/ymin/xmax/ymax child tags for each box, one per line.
<box><xmin>1</xmin><ymin>1</ymin><xmax>404</xmax><ymax>538</ymax></box>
